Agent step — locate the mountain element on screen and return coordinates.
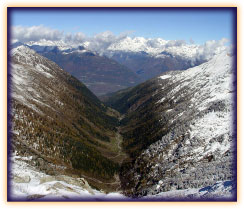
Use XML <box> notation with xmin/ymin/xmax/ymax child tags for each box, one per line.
<box><xmin>9</xmin><ymin>46</ymin><xmax>127</xmax><ymax>196</ymax></box>
<box><xmin>88</xmin><ymin>36</ymin><xmax>228</xmax><ymax>82</ymax></box>
<box><xmin>25</xmin><ymin>41</ymin><xmax>141</xmax><ymax>96</ymax></box>
<box><xmin>24</xmin><ymin>38</ymin><xmax>227</xmax><ymax>94</ymax></box>
<box><xmin>104</xmin><ymin>37</ymin><xmax>226</xmax><ymax>60</ymax></box>
<box><xmin>104</xmin><ymin>52</ymin><xmax>236</xmax><ymax>198</ymax></box>
<box><xmin>102</xmin><ymin>37</ymin><xmax>226</xmax><ymax>82</ymax></box>
<box><xmin>104</xmin><ymin>50</ymin><xmax>201</xmax><ymax>82</ymax></box>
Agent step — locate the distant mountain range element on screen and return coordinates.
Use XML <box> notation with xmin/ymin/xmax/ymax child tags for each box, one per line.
<box><xmin>26</xmin><ymin>43</ymin><xmax>141</xmax><ymax>96</ymax></box>
<box><xmin>12</xmin><ymin>37</ymin><xmax>228</xmax><ymax>96</ymax></box>
<box><xmin>103</xmin><ymin>50</ymin><xmax>203</xmax><ymax>81</ymax></box>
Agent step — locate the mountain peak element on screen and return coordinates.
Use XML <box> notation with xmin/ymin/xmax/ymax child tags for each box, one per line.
<box><xmin>11</xmin><ymin>45</ymin><xmax>36</xmax><ymax>56</ymax></box>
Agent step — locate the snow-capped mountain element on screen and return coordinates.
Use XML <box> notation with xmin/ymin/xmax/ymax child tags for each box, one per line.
<box><xmin>99</xmin><ymin>37</ymin><xmax>228</xmax><ymax>81</ymax></box>
<box><xmin>24</xmin><ymin>37</ymin><xmax>228</xmax><ymax>63</ymax></box>
<box><xmin>21</xmin><ymin>37</ymin><xmax>229</xmax><ymax>83</ymax></box>
<box><xmin>107</xmin><ymin>37</ymin><xmax>193</xmax><ymax>58</ymax></box>
<box><xmin>21</xmin><ymin>41</ymin><xmax>142</xmax><ymax>96</ymax></box>
<box><xmin>26</xmin><ymin>39</ymin><xmax>76</xmax><ymax>52</ymax></box>
<box><xmin>105</xmin><ymin>52</ymin><xmax>236</xmax><ymax>198</ymax></box>
<box><xmin>99</xmin><ymin>36</ymin><xmax>228</xmax><ymax>62</ymax></box>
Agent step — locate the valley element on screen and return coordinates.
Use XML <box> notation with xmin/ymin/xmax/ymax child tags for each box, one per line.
<box><xmin>8</xmin><ymin>45</ymin><xmax>236</xmax><ymax>201</ymax></box>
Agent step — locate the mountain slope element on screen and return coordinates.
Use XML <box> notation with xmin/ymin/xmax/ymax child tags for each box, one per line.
<box><xmin>26</xmin><ymin>43</ymin><xmax>141</xmax><ymax>96</ymax></box>
<box><xmin>104</xmin><ymin>52</ymin><xmax>236</xmax><ymax>197</ymax></box>
<box><xmin>9</xmin><ymin>46</ymin><xmax>124</xmax><ymax>192</ymax></box>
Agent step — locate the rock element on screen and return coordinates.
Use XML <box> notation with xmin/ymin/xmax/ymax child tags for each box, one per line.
<box><xmin>13</xmin><ymin>175</ymin><xmax>31</xmax><ymax>183</ymax></box>
<box><xmin>39</xmin><ymin>175</ymin><xmax>56</xmax><ymax>184</ymax></box>
<box><xmin>56</xmin><ymin>175</ymin><xmax>86</xmax><ymax>188</ymax></box>
<box><xmin>27</xmin><ymin>194</ymin><xmax>46</xmax><ymax>200</ymax></box>
<box><xmin>37</xmin><ymin>158</ymin><xmax>45</xmax><ymax>167</ymax></box>
<box><xmin>51</xmin><ymin>182</ymin><xmax>79</xmax><ymax>194</ymax></box>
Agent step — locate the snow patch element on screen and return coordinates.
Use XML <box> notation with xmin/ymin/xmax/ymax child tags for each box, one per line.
<box><xmin>160</xmin><ymin>75</ymin><xmax>171</xmax><ymax>80</ymax></box>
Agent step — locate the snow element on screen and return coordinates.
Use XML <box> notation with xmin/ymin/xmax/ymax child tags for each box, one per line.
<box><xmin>106</xmin><ymin>37</ymin><xmax>228</xmax><ymax>63</ymax></box>
<box><xmin>10</xmin><ymin>152</ymin><xmax>235</xmax><ymax>201</ymax></box>
<box><xmin>160</xmin><ymin>75</ymin><xmax>171</xmax><ymax>80</ymax></box>
<box><xmin>23</xmin><ymin>37</ymin><xmax>228</xmax><ymax>64</ymax></box>
<box><xmin>189</xmin><ymin>111</ymin><xmax>232</xmax><ymax>156</ymax></box>
<box><xmin>10</xmin><ymin>46</ymin><xmax>62</xmax><ymax>114</ymax></box>
<box><xmin>132</xmin><ymin>52</ymin><xmax>236</xmax><ymax>198</ymax></box>
<box><xmin>160</xmin><ymin>53</ymin><xmax>234</xmax><ymax>143</ymax></box>
<box><xmin>26</xmin><ymin>39</ymin><xmax>74</xmax><ymax>51</ymax></box>
<box><xmin>35</xmin><ymin>65</ymin><xmax>53</xmax><ymax>78</ymax></box>
<box><xmin>146</xmin><ymin>180</ymin><xmax>235</xmax><ymax>200</ymax></box>
<box><xmin>9</xmin><ymin>152</ymin><xmax>126</xmax><ymax>201</ymax></box>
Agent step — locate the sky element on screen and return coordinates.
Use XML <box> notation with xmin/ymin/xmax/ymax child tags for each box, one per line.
<box><xmin>9</xmin><ymin>8</ymin><xmax>236</xmax><ymax>44</ymax></box>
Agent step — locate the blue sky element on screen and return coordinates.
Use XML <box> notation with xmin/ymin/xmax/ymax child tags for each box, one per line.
<box><xmin>10</xmin><ymin>8</ymin><xmax>236</xmax><ymax>44</ymax></box>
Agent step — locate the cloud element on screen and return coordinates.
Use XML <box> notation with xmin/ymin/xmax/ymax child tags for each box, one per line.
<box><xmin>12</xmin><ymin>25</ymin><xmax>64</xmax><ymax>42</ymax></box>
<box><xmin>11</xmin><ymin>25</ymin><xmax>130</xmax><ymax>52</ymax></box>
<box><xmin>11</xmin><ymin>25</ymin><xmax>230</xmax><ymax>63</ymax></box>
<box><xmin>193</xmin><ymin>38</ymin><xmax>229</xmax><ymax>62</ymax></box>
<box><xmin>86</xmin><ymin>31</ymin><xmax>131</xmax><ymax>53</ymax></box>
<box><xmin>73</xmin><ymin>32</ymin><xmax>86</xmax><ymax>43</ymax></box>
<box><xmin>165</xmin><ymin>40</ymin><xmax>186</xmax><ymax>47</ymax></box>
<box><xmin>64</xmin><ymin>32</ymin><xmax>86</xmax><ymax>44</ymax></box>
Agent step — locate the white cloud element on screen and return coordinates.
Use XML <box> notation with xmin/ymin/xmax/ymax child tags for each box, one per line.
<box><xmin>12</xmin><ymin>25</ymin><xmax>63</xmax><ymax>42</ymax></box>
<box><xmin>86</xmin><ymin>31</ymin><xmax>131</xmax><ymax>53</ymax></box>
<box><xmin>165</xmin><ymin>40</ymin><xmax>186</xmax><ymax>47</ymax></box>
<box><xmin>11</xmin><ymin>25</ymin><xmax>130</xmax><ymax>51</ymax></box>
<box><xmin>73</xmin><ymin>32</ymin><xmax>86</xmax><ymax>43</ymax></box>
<box><xmin>193</xmin><ymin>38</ymin><xmax>229</xmax><ymax>62</ymax></box>
<box><xmin>64</xmin><ymin>32</ymin><xmax>86</xmax><ymax>44</ymax></box>
<box><xmin>11</xmin><ymin>25</ymin><xmax>231</xmax><ymax>63</ymax></box>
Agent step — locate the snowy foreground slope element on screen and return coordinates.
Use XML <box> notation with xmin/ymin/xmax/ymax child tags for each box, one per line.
<box><xmin>9</xmin><ymin>153</ymin><xmax>125</xmax><ymax>201</ymax></box>
<box><xmin>10</xmin><ymin>152</ymin><xmax>235</xmax><ymax>201</ymax></box>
